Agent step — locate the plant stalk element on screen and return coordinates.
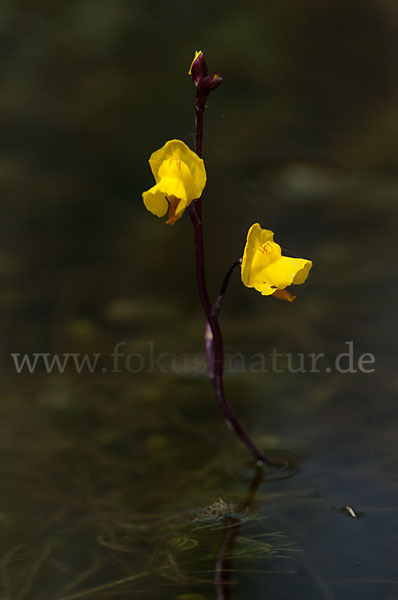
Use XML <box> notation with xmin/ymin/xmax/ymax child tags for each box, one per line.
<box><xmin>188</xmin><ymin>89</ymin><xmax>283</xmax><ymax>467</ymax></box>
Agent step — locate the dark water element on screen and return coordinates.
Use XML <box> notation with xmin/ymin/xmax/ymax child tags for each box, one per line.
<box><xmin>1</xmin><ymin>1</ymin><xmax>397</xmax><ymax>598</ymax></box>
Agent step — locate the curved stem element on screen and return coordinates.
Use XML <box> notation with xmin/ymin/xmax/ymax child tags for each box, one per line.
<box><xmin>189</xmin><ymin>87</ymin><xmax>287</xmax><ymax>468</ymax></box>
<box><xmin>212</xmin><ymin>258</ymin><xmax>242</xmax><ymax>318</ymax></box>
<box><xmin>205</xmin><ymin>259</ymin><xmax>241</xmax><ymax>381</ymax></box>
<box><xmin>189</xmin><ymin>206</ymin><xmax>282</xmax><ymax>466</ymax></box>
<box><xmin>204</xmin><ymin>321</ymin><xmax>215</xmax><ymax>384</ymax></box>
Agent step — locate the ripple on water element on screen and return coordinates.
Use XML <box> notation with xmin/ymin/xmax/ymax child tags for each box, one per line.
<box><xmin>226</xmin><ymin>449</ymin><xmax>300</xmax><ymax>483</ymax></box>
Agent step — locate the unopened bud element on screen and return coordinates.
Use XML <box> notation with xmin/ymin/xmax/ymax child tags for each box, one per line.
<box><xmin>188</xmin><ymin>50</ymin><xmax>208</xmax><ymax>86</ymax></box>
<box><xmin>198</xmin><ymin>73</ymin><xmax>223</xmax><ymax>93</ymax></box>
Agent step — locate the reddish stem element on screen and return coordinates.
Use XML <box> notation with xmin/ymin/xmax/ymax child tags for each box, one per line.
<box><xmin>189</xmin><ymin>84</ymin><xmax>287</xmax><ymax>468</ymax></box>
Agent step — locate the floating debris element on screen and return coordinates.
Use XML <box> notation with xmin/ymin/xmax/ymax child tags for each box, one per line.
<box><xmin>342</xmin><ymin>505</ymin><xmax>362</xmax><ymax>518</ymax></box>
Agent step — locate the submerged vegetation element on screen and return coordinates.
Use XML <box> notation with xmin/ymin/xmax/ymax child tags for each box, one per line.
<box><xmin>0</xmin><ymin>378</ymin><xmax>298</xmax><ymax>599</ymax></box>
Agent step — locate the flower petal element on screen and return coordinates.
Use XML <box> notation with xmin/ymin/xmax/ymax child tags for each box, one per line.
<box><xmin>149</xmin><ymin>140</ymin><xmax>206</xmax><ymax>200</ymax></box>
<box><xmin>253</xmin><ymin>280</ymin><xmax>277</xmax><ymax>295</ymax></box>
<box><xmin>259</xmin><ymin>256</ymin><xmax>312</xmax><ymax>290</ymax></box>
<box><xmin>142</xmin><ymin>184</ymin><xmax>168</xmax><ymax>217</ymax></box>
<box><xmin>157</xmin><ymin>177</ymin><xmax>187</xmax><ymax>204</ymax></box>
<box><xmin>293</xmin><ymin>260</ymin><xmax>312</xmax><ymax>284</ymax></box>
<box><xmin>241</xmin><ymin>223</ymin><xmax>312</xmax><ymax>297</ymax></box>
<box><xmin>241</xmin><ymin>223</ymin><xmax>274</xmax><ymax>287</ymax></box>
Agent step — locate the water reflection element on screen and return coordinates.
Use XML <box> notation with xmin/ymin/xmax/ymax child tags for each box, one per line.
<box><xmin>215</xmin><ymin>466</ymin><xmax>264</xmax><ymax>599</ymax></box>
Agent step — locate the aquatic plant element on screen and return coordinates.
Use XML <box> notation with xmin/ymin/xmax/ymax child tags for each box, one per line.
<box><xmin>142</xmin><ymin>51</ymin><xmax>312</xmax><ymax>467</ymax></box>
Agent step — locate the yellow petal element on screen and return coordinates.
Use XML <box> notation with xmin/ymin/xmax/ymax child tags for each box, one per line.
<box><xmin>241</xmin><ymin>223</ymin><xmax>274</xmax><ymax>287</ymax></box>
<box><xmin>293</xmin><ymin>260</ymin><xmax>312</xmax><ymax>284</ymax></box>
<box><xmin>149</xmin><ymin>140</ymin><xmax>206</xmax><ymax>201</ymax></box>
<box><xmin>142</xmin><ymin>184</ymin><xmax>168</xmax><ymax>217</ymax></box>
<box><xmin>241</xmin><ymin>223</ymin><xmax>312</xmax><ymax>296</ymax></box>
<box><xmin>142</xmin><ymin>173</ymin><xmax>190</xmax><ymax>222</ymax></box>
<box><xmin>158</xmin><ymin>177</ymin><xmax>187</xmax><ymax>202</ymax></box>
<box><xmin>253</xmin><ymin>280</ymin><xmax>277</xmax><ymax>296</ymax></box>
<box><xmin>259</xmin><ymin>255</ymin><xmax>312</xmax><ymax>290</ymax></box>
<box><xmin>158</xmin><ymin>158</ymin><xmax>193</xmax><ymax>201</ymax></box>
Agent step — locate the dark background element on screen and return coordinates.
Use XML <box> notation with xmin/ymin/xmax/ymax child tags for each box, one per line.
<box><xmin>0</xmin><ymin>1</ymin><xmax>397</xmax><ymax>599</ymax></box>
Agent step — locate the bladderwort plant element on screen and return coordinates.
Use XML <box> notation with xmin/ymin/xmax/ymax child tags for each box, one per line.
<box><xmin>142</xmin><ymin>51</ymin><xmax>312</xmax><ymax>470</ymax></box>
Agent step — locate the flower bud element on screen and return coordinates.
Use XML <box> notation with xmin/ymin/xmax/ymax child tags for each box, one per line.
<box><xmin>188</xmin><ymin>50</ymin><xmax>208</xmax><ymax>86</ymax></box>
<box><xmin>197</xmin><ymin>73</ymin><xmax>223</xmax><ymax>93</ymax></box>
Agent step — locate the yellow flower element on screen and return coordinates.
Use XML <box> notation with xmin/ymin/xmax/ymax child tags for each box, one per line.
<box><xmin>241</xmin><ymin>223</ymin><xmax>312</xmax><ymax>300</ymax></box>
<box><xmin>142</xmin><ymin>139</ymin><xmax>206</xmax><ymax>226</ymax></box>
